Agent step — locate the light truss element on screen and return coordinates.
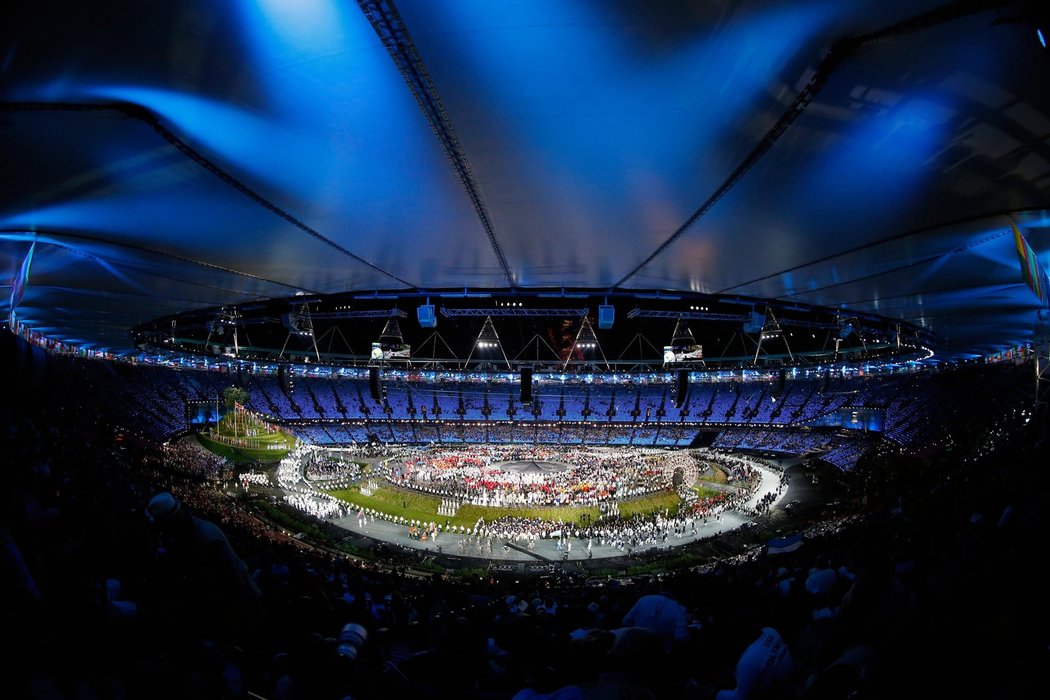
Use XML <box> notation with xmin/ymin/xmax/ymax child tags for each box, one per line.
<box><xmin>205</xmin><ymin>307</ymin><xmax>241</xmax><ymax>357</ymax></box>
<box><xmin>309</xmin><ymin>308</ymin><xmax>407</xmax><ymax>320</ymax></box>
<box><xmin>627</xmin><ymin>308</ymin><xmax>744</xmax><ymax>322</ymax></box>
<box><xmin>440</xmin><ymin>307</ymin><xmax>589</xmax><ymax>318</ymax></box>
<box><xmin>464</xmin><ymin>316</ymin><xmax>511</xmax><ymax>370</ymax></box>
<box><xmin>754</xmin><ymin>306</ymin><xmax>793</xmax><ymax>364</ymax></box>
<box><xmin>565</xmin><ymin>315</ymin><xmax>608</xmax><ymax>371</ymax></box>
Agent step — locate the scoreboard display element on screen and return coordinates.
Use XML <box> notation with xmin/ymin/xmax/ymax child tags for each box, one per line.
<box><xmin>809</xmin><ymin>406</ymin><xmax>884</xmax><ymax>432</ymax></box>
<box><xmin>185</xmin><ymin>399</ymin><xmax>222</xmax><ymax>427</ymax></box>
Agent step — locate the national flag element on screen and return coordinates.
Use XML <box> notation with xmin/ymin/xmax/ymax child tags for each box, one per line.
<box><xmin>8</xmin><ymin>239</ymin><xmax>36</xmax><ymax>324</ymax></box>
<box><xmin>767</xmin><ymin>532</ymin><xmax>803</xmax><ymax>555</ymax></box>
<box><xmin>1011</xmin><ymin>219</ymin><xmax>1050</xmax><ymax>308</ymax></box>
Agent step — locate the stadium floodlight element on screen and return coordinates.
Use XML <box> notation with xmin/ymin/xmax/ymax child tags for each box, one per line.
<box><xmin>753</xmin><ymin>306</ymin><xmax>792</xmax><ymax>364</ymax></box>
<box><xmin>465</xmin><ymin>316</ymin><xmax>510</xmax><ymax>370</ymax></box>
<box><xmin>206</xmin><ymin>307</ymin><xmax>242</xmax><ymax>356</ymax></box>
<box><xmin>834</xmin><ymin>315</ymin><xmax>857</xmax><ymax>341</ymax></box>
<box><xmin>475</xmin><ymin>318</ymin><xmax>500</xmax><ymax>348</ymax></box>
<box><xmin>564</xmin><ymin>315</ymin><xmax>609</xmax><ymax>371</ymax></box>
<box><xmin>277</xmin><ymin>303</ymin><xmax>320</xmax><ymax>362</ymax></box>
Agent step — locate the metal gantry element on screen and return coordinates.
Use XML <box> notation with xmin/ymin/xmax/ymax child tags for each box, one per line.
<box><xmin>441</xmin><ymin>307</ymin><xmax>589</xmax><ymax>318</ymax></box>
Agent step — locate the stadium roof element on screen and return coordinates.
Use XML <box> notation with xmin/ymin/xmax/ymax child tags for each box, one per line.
<box><xmin>2</xmin><ymin>0</ymin><xmax>1049</xmax><ymax>361</ymax></box>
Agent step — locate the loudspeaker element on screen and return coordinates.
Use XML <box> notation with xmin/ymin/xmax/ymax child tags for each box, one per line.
<box><xmin>417</xmin><ymin>304</ymin><xmax>437</xmax><ymax>328</ymax></box>
<box><xmin>673</xmin><ymin>369</ymin><xmax>689</xmax><ymax>408</ymax></box>
<box><xmin>278</xmin><ymin>364</ymin><xmax>294</xmax><ymax>394</ymax></box>
<box><xmin>743</xmin><ymin>311</ymin><xmax>765</xmax><ymax>333</ymax></box>
<box><xmin>598</xmin><ymin>305</ymin><xmax>615</xmax><ymax>329</ymax></box>
<box><xmin>369</xmin><ymin>367</ymin><xmax>382</xmax><ymax>401</ymax></box>
<box><xmin>520</xmin><ymin>367</ymin><xmax>533</xmax><ymax>404</ymax></box>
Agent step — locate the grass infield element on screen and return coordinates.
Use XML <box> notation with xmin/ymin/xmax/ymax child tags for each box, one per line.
<box><xmin>327</xmin><ymin>483</ymin><xmax>684</xmax><ymax>528</ymax></box>
<box><xmin>196</xmin><ymin>413</ymin><xmax>297</xmax><ymax>463</ymax></box>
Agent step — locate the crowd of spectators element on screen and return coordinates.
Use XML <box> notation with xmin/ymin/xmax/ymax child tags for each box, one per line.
<box><xmin>5</xmin><ymin>330</ymin><xmax>1047</xmax><ymax>699</ymax></box>
<box><xmin>713</xmin><ymin>428</ymin><xmax>832</xmax><ymax>455</ymax></box>
<box><xmin>160</xmin><ymin>436</ymin><xmax>230</xmax><ymax>479</ymax></box>
<box><xmin>68</xmin><ymin>359</ymin><xmax>929</xmax><ymax>442</ymax></box>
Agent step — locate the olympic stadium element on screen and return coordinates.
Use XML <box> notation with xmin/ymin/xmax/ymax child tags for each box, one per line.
<box><xmin>4</xmin><ymin>2</ymin><xmax>1050</xmax><ymax>698</ymax></box>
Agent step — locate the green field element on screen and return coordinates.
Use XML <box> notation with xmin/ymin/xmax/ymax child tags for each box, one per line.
<box><xmin>703</xmin><ymin>465</ymin><xmax>729</xmax><ymax>484</ymax></box>
<box><xmin>327</xmin><ymin>483</ymin><xmax>683</xmax><ymax>528</ymax></box>
<box><xmin>617</xmin><ymin>490</ymin><xmax>683</xmax><ymax>518</ymax></box>
<box><xmin>691</xmin><ymin>484</ymin><xmax>722</xmax><ymax>500</ymax></box>
<box><xmin>196</xmin><ymin>413</ymin><xmax>297</xmax><ymax>463</ymax></box>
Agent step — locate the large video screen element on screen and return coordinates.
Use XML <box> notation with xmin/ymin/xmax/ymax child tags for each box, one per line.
<box><xmin>371</xmin><ymin>341</ymin><xmax>411</xmax><ymax>360</ymax></box>
<box><xmin>185</xmin><ymin>399</ymin><xmax>222</xmax><ymax>426</ymax></box>
<box><xmin>663</xmin><ymin>344</ymin><xmax>703</xmax><ymax>363</ymax></box>
<box><xmin>809</xmin><ymin>406</ymin><xmax>884</xmax><ymax>432</ymax></box>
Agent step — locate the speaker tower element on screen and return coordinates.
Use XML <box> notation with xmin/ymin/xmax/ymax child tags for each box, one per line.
<box><xmin>673</xmin><ymin>369</ymin><xmax>689</xmax><ymax>408</ymax></box>
<box><xmin>369</xmin><ymin>367</ymin><xmax>382</xmax><ymax>401</ymax></box>
<box><xmin>520</xmin><ymin>367</ymin><xmax>533</xmax><ymax>404</ymax></box>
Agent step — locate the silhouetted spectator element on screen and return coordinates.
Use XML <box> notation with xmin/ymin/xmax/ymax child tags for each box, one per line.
<box><xmin>621</xmin><ymin>592</ymin><xmax>691</xmax><ymax>650</ymax></box>
<box><xmin>143</xmin><ymin>491</ymin><xmax>264</xmax><ymax>645</ymax></box>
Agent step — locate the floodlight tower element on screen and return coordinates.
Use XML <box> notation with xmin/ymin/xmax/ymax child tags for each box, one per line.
<box><xmin>563</xmin><ymin>314</ymin><xmax>609</xmax><ymax>371</ymax></box>
<box><xmin>464</xmin><ymin>316</ymin><xmax>511</xmax><ymax>370</ymax></box>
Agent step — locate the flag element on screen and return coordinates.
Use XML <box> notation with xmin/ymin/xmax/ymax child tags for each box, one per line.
<box><xmin>8</xmin><ymin>239</ymin><xmax>36</xmax><ymax>325</ymax></box>
<box><xmin>1011</xmin><ymin>219</ymin><xmax>1050</xmax><ymax>308</ymax></box>
<box><xmin>767</xmin><ymin>532</ymin><xmax>803</xmax><ymax>555</ymax></box>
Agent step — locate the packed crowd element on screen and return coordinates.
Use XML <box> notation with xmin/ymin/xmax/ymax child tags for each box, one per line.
<box><xmin>5</xmin><ymin>330</ymin><xmax>1045</xmax><ymax>699</ymax></box>
<box><xmin>160</xmin><ymin>436</ymin><xmax>229</xmax><ymax>479</ymax></box>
